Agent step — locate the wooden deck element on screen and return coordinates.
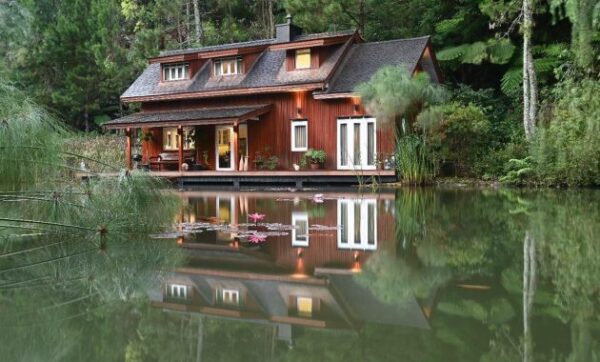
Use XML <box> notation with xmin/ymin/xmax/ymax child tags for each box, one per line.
<box><xmin>83</xmin><ymin>169</ymin><xmax>396</xmax><ymax>188</ymax></box>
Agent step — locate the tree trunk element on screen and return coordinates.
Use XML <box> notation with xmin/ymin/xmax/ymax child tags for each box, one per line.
<box><xmin>358</xmin><ymin>0</ymin><xmax>366</xmax><ymax>35</ymax></box>
<box><xmin>186</xmin><ymin>1</ymin><xmax>190</xmax><ymax>45</ymax></box>
<box><xmin>268</xmin><ymin>0</ymin><xmax>274</xmax><ymax>38</ymax></box>
<box><xmin>522</xmin><ymin>0</ymin><xmax>537</xmax><ymax>141</ymax></box>
<box><xmin>193</xmin><ymin>0</ymin><xmax>202</xmax><ymax>44</ymax></box>
<box><xmin>523</xmin><ymin>231</ymin><xmax>536</xmax><ymax>362</ymax></box>
<box><xmin>84</xmin><ymin>110</ymin><xmax>89</xmax><ymax>133</ymax></box>
<box><xmin>195</xmin><ymin>317</ymin><xmax>204</xmax><ymax>362</ymax></box>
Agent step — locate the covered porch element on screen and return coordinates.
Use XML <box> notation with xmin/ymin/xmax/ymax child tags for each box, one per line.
<box><xmin>104</xmin><ymin>104</ymin><xmax>273</xmax><ymax>172</ymax></box>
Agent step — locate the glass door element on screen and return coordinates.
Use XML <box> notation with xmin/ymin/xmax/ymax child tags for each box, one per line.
<box><xmin>216</xmin><ymin>126</ymin><xmax>234</xmax><ymax>170</ymax></box>
<box><xmin>337</xmin><ymin>117</ymin><xmax>377</xmax><ymax>170</ymax></box>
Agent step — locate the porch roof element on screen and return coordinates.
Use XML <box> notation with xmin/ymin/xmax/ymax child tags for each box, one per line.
<box><xmin>103</xmin><ymin>104</ymin><xmax>272</xmax><ymax>129</ymax></box>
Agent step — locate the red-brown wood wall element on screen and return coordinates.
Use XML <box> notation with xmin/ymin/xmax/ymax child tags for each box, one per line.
<box><xmin>140</xmin><ymin>92</ymin><xmax>396</xmax><ymax>171</ymax></box>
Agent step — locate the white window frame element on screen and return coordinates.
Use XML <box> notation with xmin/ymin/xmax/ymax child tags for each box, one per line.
<box><xmin>214</xmin><ymin>57</ymin><xmax>243</xmax><ymax>76</ymax></box>
<box><xmin>215</xmin><ymin>125</ymin><xmax>235</xmax><ymax>171</ymax></box>
<box><xmin>291</xmin><ymin>120</ymin><xmax>308</xmax><ymax>152</ymax></box>
<box><xmin>163</xmin><ymin>127</ymin><xmax>195</xmax><ymax>151</ymax></box>
<box><xmin>296</xmin><ymin>296</ymin><xmax>313</xmax><ymax>317</ymax></box>
<box><xmin>221</xmin><ymin>289</ymin><xmax>240</xmax><ymax>305</ymax></box>
<box><xmin>336</xmin><ymin>117</ymin><xmax>377</xmax><ymax>170</ymax></box>
<box><xmin>163</xmin><ymin>63</ymin><xmax>189</xmax><ymax>81</ymax></box>
<box><xmin>295</xmin><ymin>49</ymin><xmax>311</xmax><ymax>70</ymax></box>
<box><xmin>291</xmin><ymin>211</ymin><xmax>309</xmax><ymax>247</ymax></box>
<box><xmin>337</xmin><ymin>199</ymin><xmax>377</xmax><ymax>250</ymax></box>
<box><xmin>168</xmin><ymin>284</ymin><xmax>188</xmax><ymax>299</ymax></box>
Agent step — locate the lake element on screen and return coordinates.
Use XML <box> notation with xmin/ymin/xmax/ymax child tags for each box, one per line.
<box><xmin>1</xmin><ymin>188</ymin><xmax>598</xmax><ymax>361</ymax></box>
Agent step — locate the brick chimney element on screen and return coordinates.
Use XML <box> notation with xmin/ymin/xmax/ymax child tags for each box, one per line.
<box><xmin>275</xmin><ymin>14</ymin><xmax>302</xmax><ymax>43</ymax></box>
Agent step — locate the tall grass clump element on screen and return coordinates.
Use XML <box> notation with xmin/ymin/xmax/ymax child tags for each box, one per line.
<box><xmin>395</xmin><ymin>134</ymin><xmax>437</xmax><ymax>185</ymax></box>
<box><xmin>0</xmin><ymin>80</ymin><xmax>183</xmax><ymax>334</ymax></box>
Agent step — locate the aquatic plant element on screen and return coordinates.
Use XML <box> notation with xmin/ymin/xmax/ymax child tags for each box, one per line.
<box><xmin>247</xmin><ymin>233</ymin><xmax>267</xmax><ymax>244</ymax></box>
<box><xmin>248</xmin><ymin>212</ymin><xmax>266</xmax><ymax>224</ymax></box>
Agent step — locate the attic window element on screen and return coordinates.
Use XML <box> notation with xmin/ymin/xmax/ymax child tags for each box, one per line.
<box><xmin>295</xmin><ymin>49</ymin><xmax>311</xmax><ymax>69</ymax></box>
<box><xmin>214</xmin><ymin>57</ymin><xmax>243</xmax><ymax>76</ymax></box>
<box><xmin>163</xmin><ymin>62</ymin><xmax>189</xmax><ymax>81</ymax></box>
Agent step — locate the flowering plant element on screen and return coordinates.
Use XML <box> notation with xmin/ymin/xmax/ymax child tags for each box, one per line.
<box><xmin>248</xmin><ymin>212</ymin><xmax>266</xmax><ymax>224</ymax></box>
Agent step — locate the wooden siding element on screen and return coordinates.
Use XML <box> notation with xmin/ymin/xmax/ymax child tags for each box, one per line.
<box><xmin>139</xmin><ymin>92</ymin><xmax>395</xmax><ymax>171</ymax></box>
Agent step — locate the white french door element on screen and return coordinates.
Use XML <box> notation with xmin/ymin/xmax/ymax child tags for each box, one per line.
<box><xmin>337</xmin><ymin>117</ymin><xmax>376</xmax><ymax>170</ymax></box>
<box><xmin>216</xmin><ymin>126</ymin><xmax>234</xmax><ymax>171</ymax></box>
<box><xmin>337</xmin><ymin>199</ymin><xmax>377</xmax><ymax>250</ymax></box>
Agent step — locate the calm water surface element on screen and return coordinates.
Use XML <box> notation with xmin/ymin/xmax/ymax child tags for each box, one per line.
<box><xmin>1</xmin><ymin>189</ymin><xmax>599</xmax><ymax>361</ymax></box>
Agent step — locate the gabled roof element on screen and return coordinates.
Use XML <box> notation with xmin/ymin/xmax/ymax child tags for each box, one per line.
<box><xmin>120</xmin><ymin>31</ymin><xmax>437</xmax><ymax>103</ymax></box>
<box><xmin>316</xmin><ymin>36</ymin><xmax>431</xmax><ymax>98</ymax></box>
<box><xmin>121</xmin><ymin>43</ymin><xmax>350</xmax><ymax>102</ymax></box>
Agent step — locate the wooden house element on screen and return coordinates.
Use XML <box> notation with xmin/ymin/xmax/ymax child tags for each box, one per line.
<box><xmin>104</xmin><ymin>16</ymin><xmax>441</xmax><ymax>183</ymax></box>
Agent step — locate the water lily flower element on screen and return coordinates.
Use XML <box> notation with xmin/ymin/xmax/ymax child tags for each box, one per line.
<box><xmin>313</xmin><ymin>193</ymin><xmax>324</xmax><ymax>203</ymax></box>
<box><xmin>247</xmin><ymin>233</ymin><xmax>267</xmax><ymax>244</ymax></box>
<box><xmin>248</xmin><ymin>212</ymin><xmax>266</xmax><ymax>224</ymax></box>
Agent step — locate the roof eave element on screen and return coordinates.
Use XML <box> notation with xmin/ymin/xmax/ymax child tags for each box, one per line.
<box><xmin>313</xmin><ymin>92</ymin><xmax>356</xmax><ymax>100</ymax></box>
<box><xmin>120</xmin><ymin>82</ymin><xmax>326</xmax><ymax>103</ymax></box>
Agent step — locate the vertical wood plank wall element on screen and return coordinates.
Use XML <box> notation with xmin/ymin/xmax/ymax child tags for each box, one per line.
<box><xmin>140</xmin><ymin>92</ymin><xmax>396</xmax><ymax>170</ymax></box>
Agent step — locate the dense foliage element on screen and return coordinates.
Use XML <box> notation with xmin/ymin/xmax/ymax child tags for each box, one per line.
<box><xmin>0</xmin><ymin>0</ymin><xmax>598</xmax><ymax>185</ymax></box>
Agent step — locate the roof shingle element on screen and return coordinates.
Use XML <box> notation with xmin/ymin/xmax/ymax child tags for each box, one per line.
<box><xmin>103</xmin><ymin>104</ymin><xmax>271</xmax><ymax>129</ymax></box>
<box><xmin>323</xmin><ymin>36</ymin><xmax>430</xmax><ymax>95</ymax></box>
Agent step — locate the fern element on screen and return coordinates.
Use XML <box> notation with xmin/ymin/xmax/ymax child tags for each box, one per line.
<box><xmin>437</xmin><ymin>44</ymin><xmax>470</xmax><ymax>61</ymax></box>
<box><xmin>462</xmin><ymin>41</ymin><xmax>488</xmax><ymax>64</ymax></box>
<box><xmin>501</xmin><ymin>67</ymin><xmax>522</xmax><ymax>96</ymax></box>
<box><xmin>435</xmin><ymin>11</ymin><xmax>466</xmax><ymax>34</ymax></box>
<box><xmin>487</xmin><ymin>38</ymin><xmax>516</xmax><ymax>64</ymax></box>
<box><xmin>438</xmin><ymin>38</ymin><xmax>516</xmax><ymax>65</ymax></box>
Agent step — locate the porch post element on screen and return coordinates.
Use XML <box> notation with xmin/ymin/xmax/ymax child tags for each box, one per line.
<box><xmin>125</xmin><ymin>127</ymin><xmax>132</xmax><ymax>170</ymax></box>
<box><xmin>178</xmin><ymin>126</ymin><xmax>184</xmax><ymax>172</ymax></box>
<box><xmin>233</xmin><ymin>123</ymin><xmax>239</xmax><ymax>171</ymax></box>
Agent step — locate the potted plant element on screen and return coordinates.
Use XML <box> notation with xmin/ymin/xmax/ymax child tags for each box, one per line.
<box><xmin>253</xmin><ymin>147</ymin><xmax>279</xmax><ymax>170</ymax></box>
<box><xmin>300</xmin><ymin>149</ymin><xmax>326</xmax><ymax>170</ymax></box>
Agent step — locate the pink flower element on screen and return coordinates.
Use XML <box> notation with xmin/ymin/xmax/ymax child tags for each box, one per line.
<box><xmin>248</xmin><ymin>212</ymin><xmax>266</xmax><ymax>223</ymax></box>
<box><xmin>247</xmin><ymin>233</ymin><xmax>267</xmax><ymax>244</ymax></box>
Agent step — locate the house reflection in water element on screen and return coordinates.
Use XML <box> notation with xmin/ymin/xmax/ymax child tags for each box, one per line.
<box><xmin>151</xmin><ymin>192</ymin><xmax>430</xmax><ymax>345</ymax></box>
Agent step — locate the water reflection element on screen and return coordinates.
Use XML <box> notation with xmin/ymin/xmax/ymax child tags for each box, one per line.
<box><xmin>1</xmin><ymin>189</ymin><xmax>598</xmax><ymax>361</ymax></box>
<box><xmin>176</xmin><ymin>192</ymin><xmax>394</xmax><ymax>275</ymax></box>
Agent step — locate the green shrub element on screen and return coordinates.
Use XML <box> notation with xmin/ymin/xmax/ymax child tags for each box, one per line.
<box><xmin>64</xmin><ymin>134</ymin><xmax>126</xmax><ymax>172</ymax></box>
<box><xmin>499</xmin><ymin>156</ymin><xmax>535</xmax><ymax>185</ymax></box>
<box><xmin>421</xmin><ymin>102</ymin><xmax>491</xmax><ymax>176</ymax></box>
<box><xmin>530</xmin><ymin>79</ymin><xmax>600</xmax><ymax>186</ymax></box>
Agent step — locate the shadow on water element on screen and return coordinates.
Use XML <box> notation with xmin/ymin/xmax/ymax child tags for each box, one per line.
<box><xmin>1</xmin><ymin>188</ymin><xmax>599</xmax><ymax>361</ymax></box>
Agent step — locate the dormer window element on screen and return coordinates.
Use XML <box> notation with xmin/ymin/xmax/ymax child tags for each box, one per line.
<box><xmin>214</xmin><ymin>57</ymin><xmax>243</xmax><ymax>76</ymax></box>
<box><xmin>295</xmin><ymin>49</ymin><xmax>311</xmax><ymax>69</ymax></box>
<box><xmin>163</xmin><ymin>62</ymin><xmax>189</xmax><ymax>81</ymax></box>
